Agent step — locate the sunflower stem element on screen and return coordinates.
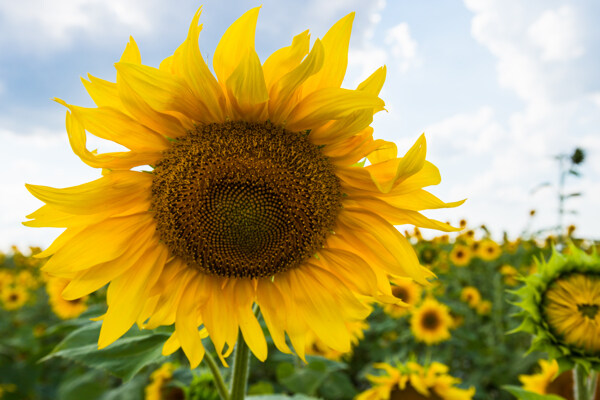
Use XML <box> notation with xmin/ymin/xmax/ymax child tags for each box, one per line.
<box><xmin>229</xmin><ymin>304</ymin><xmax>260</xmax><ymax>400</ymax></box>
<box><xmin>573</xmin><ymin>364</ymin><xmax>596</xmax><ymax>400</ymax></box>
<box><xmin>204</xmin><ymin>351</ymin><xmax>230</xmax><ymax>400</ymax></box>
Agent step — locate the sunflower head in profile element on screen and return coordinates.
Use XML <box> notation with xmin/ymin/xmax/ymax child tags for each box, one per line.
<box><xmin>459</xmin><ymin>286</ymin><xmax>481</xmax><ymax>309</ymax></box>
<box><xmin>450</xmin><ymin>244</ymin><xmax>471</xmax><ymax>267</ymax></box>
<box><xmin>46</xmin><ymin>277</ymin><xmax>88</xmax><ymax>320</ymax></box>
<box><xmin>410</xmin><ymin>298</ymin><xmax>452</xmax><ymax>345</ymax></box>
<box><xmin>513</xmin><ymin>245</ymin><xmax>600</xmax><ymax>372</ymax></box>
<box><xmin>383</xmin><ymin>277</ymin><xmax>423</xmax><ymax>318</ymax></box>
<box><xmin>24</xmin><ymin>7</ymin><xmax>463</xmax><ymax>366</ymax></box>
<box><xmin>356</xmin><ymin>361</ymin><xmax>475</xmax><ymax>400</ymax></box>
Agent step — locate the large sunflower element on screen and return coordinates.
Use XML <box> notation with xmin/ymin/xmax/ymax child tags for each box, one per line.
<box><xmin>24</xmin><ymin>7</ymin><xmax>461</xmax><ymax>366</ymax></box>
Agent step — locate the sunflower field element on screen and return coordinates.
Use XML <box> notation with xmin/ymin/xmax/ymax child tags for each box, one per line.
<box><xmin>1</xmin><ymin>225</ymin><xmax>596</xmax><ymax>400</ymax></box>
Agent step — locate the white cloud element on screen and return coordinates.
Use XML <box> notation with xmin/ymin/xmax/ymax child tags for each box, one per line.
<box><xmin>385</xmin><ymin>23</ymin><xmax>419</xmax><ymax>72</ymax></box>
<box><xmin>0</xmin><ymin>0</ymin><xmax>154</xmax><ymax>52</ymax></box>
<box><xmin>528</xmin><ymin>5</ymin><xmax>585</xmax><ymax>62</ymax></box>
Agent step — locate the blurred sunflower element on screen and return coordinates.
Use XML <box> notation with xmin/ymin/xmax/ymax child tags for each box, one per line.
<box><xmin>514</xmin><ymin>245</ymin><xmax>600</xmax><ymax>370</ymax></box>
<box><xmin>46</xmin><ymin>277</ymin><xmax>88</xmax><ymax>320</ymax></box>
<box><xmin>383</xmin><ymin>277</ymin><xmax>422</xmax><ymax>318</ymax></box>
<box><xmin>518</xmin><ymin>359</ymin><xmax>600</xmax><ymax>400</ymax></box>
<box><xmin>145</xmin><ymin>362</ymin><xmax>185</xmax><ymax>400</ymax></box>
<box><xmin>356</xmin><ymin>361</ymin><xmax>475</xmax><ymax>400</ymax></box>
<box><xmin>305</xmin><ymin>320</ymin><xmax>367</xmax><ymax>360</ymax></box>
<box><xmin>475</xmin><ymin>300</ymin><xmax>492</xmax><ymax>316</ymax></box>
<box><xmin>477</xmin><ymin>239</ymin><xmax>501</xmax><ymax>261</ymax></box>
<box><xmin>410</xmin><ymin>298</ymin><xmax>452</xmax><ymax>345</ymax></box>
<box><xmin>460</xmin><ymin>286</ymin><xmax>481</xmax><ymax>308</ymax></box>
<box><xmin>1</xmin><ymin>286</ymin><xmax>29</xmax><ymax>311</ymax></box>
<box><xmin>449</xmin><ymin>244</ymin><xmax>471</xmax><ymax>267</ymax></box>
<box><xmin>24</xmin><ymin>7</ymin><xmax>462</xmax><ymax>366</ymax></box>
<box><xmin>499</xmin><ymin>264</ymin><xmax>519</xmax><ymax>286</ymax></box>
<box><xmin>0</xmin><ymin>270</ymin><xmax>13</xmax><ymax>291</ymax></box>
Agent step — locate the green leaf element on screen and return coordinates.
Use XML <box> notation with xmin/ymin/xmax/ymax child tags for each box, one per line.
<box><xmin>276</xmin><ymin>361</ymin><xmax>328</xmax><ymax>396</ymax></box>
<box><xmin>502</xmin><ymin>385</ymin><xmax>566</xmax><ymax>400</ymax></box>
<box><xmin>41</xmin><ymin>321</ymin><xmax>171</xmax><ymax>381</ymax></box>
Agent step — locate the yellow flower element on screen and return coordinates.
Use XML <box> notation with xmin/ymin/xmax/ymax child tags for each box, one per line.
<box><xmin>1</xmin><ymin>285</ymin><xmax>29</xmax><ymax>311</ymax></box>
<box><xmin>46</xmin><ymin>277</ymin><xmax>88</xmax><ymax>320</ymax></box>
<box><xmin>449</xmin><ymin>244</ymin><xmax>471</xmax><ymax>267</ymax></box>
<box><xmin>460</xmin><ymin>286</ymin><xmax>481</xmax><ymax>308</ymax></box>
<box><xmin>543</xmin><ymin>273</ymin><xmax>600</xmax><ymax>353</ymax></box>
<box><xmin>518</xmin><ymin>359</ymin><xmax>559</xmax><ymax>395</ymax></box>
<box><xmin>476</xmin><ymin>300</ymin><xmax>492</xmax><ymax>315</ymax></box>
<box><xmin>410</xmin><ymin>298</ymin><xmax>452</xmax><ymax>345</ymax></box>
<box><xmin>0</xmin><ymin>270</ymin><xmax>14</xmax><ymax>291</ymax></box>
<box><xmin>305</xmin><ymin>320</ymin><xmax>367</xmax><ymax>361</ymax></box>
<box><xmin>24</xmin><ymin>8</ymin><xmax>461</xmax><ymax>367</ymax></box>
<box><xmin>477</xmin><ymin>239</ymin><xmax>501</xmax><ymax>261</ymax></box>
<box><xmin>383</xmin><ymin>277</ymin><xmax>422</xmax><ymax>318</ymax></box>
<box><xmin>356</xmin><ymin>361</ymin><xmax>475</xmax><ymax>400</ymax></box>
<box><xmin>145</xmin><ymin>362</ymin><xmax>183</xmax><ymax>400</ymax></box>
<box><xmin>499</xmin><ymin>264</ymin><xmax>519</xmax><ymax>286</ymax></box>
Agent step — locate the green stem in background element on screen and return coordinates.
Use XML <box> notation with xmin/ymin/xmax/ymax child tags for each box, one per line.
<box><xmin>229</xmin><ymin>304</ymin><xmax>260</xmax><ymax>400</ymax></box>
<box><xmin>229</xmin><ymin>331</ymin><xmax>251</xmax><ymax>400</ymax></box>
<box><xmin>573</xmin><ymin>364</ymin><xmax>597</xmax><ymax>400</ymax></box>
<box><xmin>204</xmin><ymin>351</ymin><xmax>230</xmax><ymax>400</ymax></box>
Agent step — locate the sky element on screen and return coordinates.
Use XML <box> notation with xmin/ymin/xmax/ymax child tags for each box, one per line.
<box><xmin>1</xmin><ymin>0</ymin><xmax>599</xmax><ymax>250</ymax></box>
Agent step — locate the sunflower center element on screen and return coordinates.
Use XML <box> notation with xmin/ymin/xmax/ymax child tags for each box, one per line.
<box><xmin>422</xmin><ymin>311</ymin><xmax>441</xmax><ymax>330</ymax></box>
<box><xmin>151</xmin><ymin>121</ymin><xmax>342</xmax><ymax>279</ymax></box>
<box><xmin>392</xmin><ymin>286</ymin><xmax>409</xmax><ymax>302</ymax></box>
<box><xmin>577</xmin><ymin>303</ymin><xmax>599</xmax><ymax>319</ymax></box>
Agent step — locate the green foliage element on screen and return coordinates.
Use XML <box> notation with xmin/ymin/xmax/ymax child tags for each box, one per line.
<box><xmin>41</xmin><ymin>321</ymin><xmax>172</xmax><ymax>381</ymax></box>
<box><xmin>503</xmin><ymin>385</ymin><xmax>566</xmax><ymax>400</ymax></box>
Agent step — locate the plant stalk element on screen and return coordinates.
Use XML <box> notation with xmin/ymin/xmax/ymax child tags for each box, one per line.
<box><xmin>204</xmin><ymin>351</ymin><xmax>230</xmax><ymax>400</ymax></box>
<box><xmin>573</xmin><ymin>364</ymin><xmax>597</xmax><ymax>400</ymax></box>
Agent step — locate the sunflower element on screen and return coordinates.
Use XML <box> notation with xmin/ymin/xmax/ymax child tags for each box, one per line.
<box><xmin>475</xmin><ymin>300</ymin><xmax>492</xmax><ymax>316</ymax></box>
<box><xmin>513</xmin><ymin>245</ymin><xmax>600</xmax><ymax>370</ymax></box>
<box><xmin>24</xmin><ymin>7</ymin><xmax>461</xmax><ymax>366</ymax></box>
<box><xmin>449</xmin><ymin>244</ymin><xmax>471</xmax><ymax>267</ymax></box>
<box><xmin>383</xmin><ymin>277</ymin><xmax>423</xmax><ymax>318</ymax></box>
<box><xmin>499</xmin><ymin>264</ymin><xmax>519</xmax><ymax>286</ymax></box>
<box><xmin>1</xmin><ymin>285</ymin><xmax>29</xmax><ymax>311</ymax></box>
<box><xmin>46</xmin><ymin>277</ymin><xmax>88</xmax><ymax>320</ymax></box>
<box><xmin>459</xmin><ymin>286</ymin><xmax>480</xmax><ymax>308</ymax></box>
<box><xmin>518</xmin><ymin>359</ymin><xmax>600</xmax><ymax>400</ymax></box>
<box><xmin>305</xmin><ymin>320</ymin><xmax>367</xmax><ymax>360</ymax></box>
<box><xmin>356</xmin><ymin>361</ymin><xmax>475</xmax><ymax>400</ymax></box>
<box><xmin>145</xmin><ymin>362</ymin><xmax>186</xmax><ymax>400</ymax></box>
<box><xmin>477</xmin><ymin>239</ymin><xmax>501</xmax><ymax>261</ymax></box>
<box><xmin>410</xmin><ymin>298</ymin><xmax>452</xmax><ymax>345</ymax></box>
<box><xmin>0</xmin><ymin>270</ymin><xmax>14</xmax><ymax>291</ymax></box>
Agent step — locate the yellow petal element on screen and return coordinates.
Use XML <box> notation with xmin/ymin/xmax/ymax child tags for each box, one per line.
<box><xmin>225</xmin><ymin>49</ymin><xmax>268</xmax><ymax>121</ymax></box>
<box><xmin>256</xmin><ymin>279</ymin><xmax>292</xmax><ymax>354</ymax></box>
<box><xmin>42</xmin><ymin>213</ymin><xmax>154</xmax><ymax>275</ymax></box>
<box><xmin>356</xmin><ymin>66</ymin><xmax>387</xmax><ymax>96</ymax></box>
<box><xmin>314</xmin><ymin>248</ymin><xmax>378</xmax><ymax>296</ymax></box>
<box><xmin>365</xmin><ymin>134</ymin><xmax>427</xmax><ymax>193</ymax></box>
<box><xmin>176</xmin><ymin>274</ymin><xmax>206</xmax><ymax>368</ymax></box>
<box><xmin>339</xmin><ymin>208</ymin><xmax>432</xmax><ymax>284</ymax></box>
<box><xmin>61</xmin><ymin>109</ymin><xmax>162</xmax><ymax>169</ymax></box>
<box><xmin>81</xmin><ymin>74</ymin><xmax>122</xmax><ymax>109</ymax></box>
<box><xmin>375</xmin><ymin>189</ymin><xmax>465</xmax><ymax>211</ymax></box>
<box><xmin>269</xmin><ymin>39</ymin><xmax>324</xmax><ymax>124</ymax></box>
<box><xmin>263</xmin><ymin>30</ymin><xmax>310</xmax><ymax>91</ymax></box>
<box><xmin>114</xmin><ymin>62</ymin><xmax>207</xmax><ymax>123</ymax></box>
<box><xmin>25</xmin><ymin>171</ymin><xmax>152</xmax><ymax>215</ymax></box>
<box><xmin>98</xmin><ymin>244</ymin><xmax>167</xmax><ymax>349</ymax></box>
<box><xmin>345</xmin><ymin>195</ymin><xmax>460</xmax><ymax>231</ymax></box>
<box><xmin>120</xmin><ymin>36</ymin><xmax>141</xmax><ymax>64</ymax></box>
<box><xmin>61</xmin><ymin>226</ymin><xmax>159</xmax><ymax>300</ymax></box>
<box><xmin>213</xmin><ymin>7</ymin><xmax>260</xmax><ymax>84</ymax></box>
<box><xmin>169</xmin><ymin>7</ymin><xmax>226</xmax><ymax>122</ymax></box>
<box><xmin>235</xmin><ymin>279</ymin><xmax>267</xmax><ymax>361</ymax></box>
<box><xmin>301</xmin><ymin>13</ymin><xmax>354</xmax><ymax>95</ymax></box>
<box><xmin>286</xmin><ymin>88</ymin><xmax>384</xmax><ymax>132</ymax></box>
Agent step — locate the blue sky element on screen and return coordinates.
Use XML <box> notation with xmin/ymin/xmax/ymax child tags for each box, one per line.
<box><xmin>1</xmin><ymin>0</ymin><xmax>599</xmax><ymax>249</ymax></box>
